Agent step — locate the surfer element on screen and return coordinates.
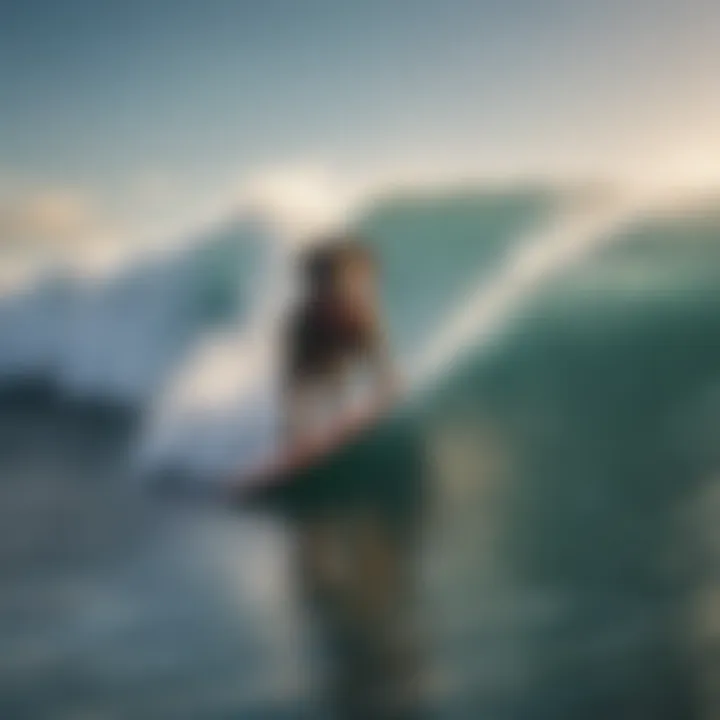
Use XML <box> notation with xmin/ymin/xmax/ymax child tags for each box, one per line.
<box><xmin>281</xmin><ymin>237</ymin><xmax>423</xmax><ymax>716</ymax></box>
<box><xmin>282</xmin><ymin>235</ymin><xmax>398</xmax><ymax>607</ymax></box>
<box><xmin>283</xmin><ymin>236</ymin><xmax>396</xmax><ymax>446</ymax></box>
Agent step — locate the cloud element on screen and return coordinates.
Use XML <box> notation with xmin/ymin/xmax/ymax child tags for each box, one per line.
<box><xmin>235</xmin><ymin>162</ymin><xmax>365</xmax><ymax>240</ymax></box>
<box><xmin>0</xmin><ymin>189</ymin><xmax>112</xmax><ymax>252</ymax></box>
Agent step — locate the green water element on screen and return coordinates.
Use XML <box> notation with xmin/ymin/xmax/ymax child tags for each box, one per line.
<box><xmin>2</xmin><ymin>194</ymin><xmax>720</xmax><ymax>718</ymax></box>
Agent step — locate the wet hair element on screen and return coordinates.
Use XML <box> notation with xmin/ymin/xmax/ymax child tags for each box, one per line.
<box><xmin>301</xmin><ymin>236</ymin><xmax>375</xmax><ymax>293</ymax></box>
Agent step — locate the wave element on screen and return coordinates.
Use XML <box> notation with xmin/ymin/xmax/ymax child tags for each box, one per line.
<box><xmin>3</xmin><ymin>181</ymin><xmax>713</xmax><ymax>483</ymax></box>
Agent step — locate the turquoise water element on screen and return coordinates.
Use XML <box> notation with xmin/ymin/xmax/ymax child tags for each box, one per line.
<box><xmin>1</xmin><ymin>191</ymin><xmax>720</xmax><ymax>718</ymax></box>
<box><xmin>360</xmin><ymin>186</ymin><xmax>558</xmax><ymax>355</ymax></box>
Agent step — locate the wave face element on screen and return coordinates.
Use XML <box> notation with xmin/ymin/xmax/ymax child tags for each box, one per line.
<box><xmin>359</xmin><ymin>187</ymin><xmax>558</xmax><ymax>357</ymax></box>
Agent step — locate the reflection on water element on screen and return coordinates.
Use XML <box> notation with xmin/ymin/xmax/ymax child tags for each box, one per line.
<box><xmin>2</xmin><ymin>282</ymin><xmax>720</xmax><ymax>718</ymax></box>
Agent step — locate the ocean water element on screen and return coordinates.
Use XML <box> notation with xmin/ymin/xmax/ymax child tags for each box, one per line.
<box><xmin>1</xmin><ymin>185</ymin><xmax>720</xmax><ymax>718</ymax></box>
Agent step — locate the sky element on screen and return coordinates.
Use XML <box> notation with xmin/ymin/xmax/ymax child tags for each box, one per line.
<box><xmin>1</xmin><ymin>0</ymin><xmax>719</xmax><ymax>263</ymax></box>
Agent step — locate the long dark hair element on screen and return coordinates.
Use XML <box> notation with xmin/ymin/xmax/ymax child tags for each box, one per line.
<box><xmin>301</xmin><ymin>236</ymin><xmax>375</xmax><ymax>295</ymax></box>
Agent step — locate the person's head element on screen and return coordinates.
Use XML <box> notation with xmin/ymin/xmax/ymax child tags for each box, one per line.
<box><xmin>302</xmin><ymin>236</ymin><xmax>377</xmax><ymax>308</ymax></box>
